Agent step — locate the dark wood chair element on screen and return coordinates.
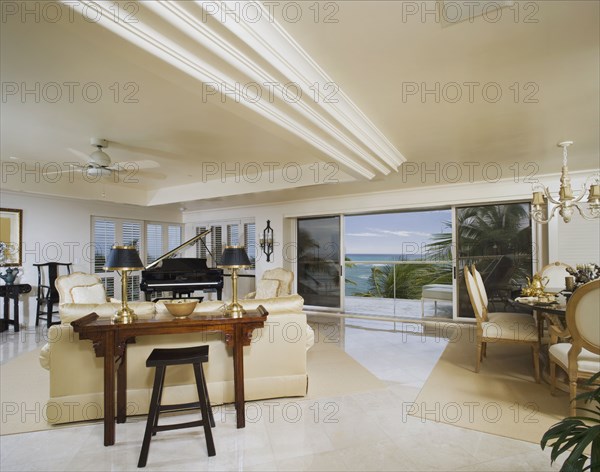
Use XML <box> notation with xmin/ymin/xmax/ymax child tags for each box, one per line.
<box><xmin>34</xmin><ymin>262</ymin><xmax>72</xmax><ymax>327</ymax></box>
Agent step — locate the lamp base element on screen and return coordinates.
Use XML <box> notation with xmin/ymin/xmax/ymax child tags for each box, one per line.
<box><xmin>224</xmin><ymin>302</ymin><xmax>246</xmax><ymax>318</ymax></box>
<box><xmin>112</xmin><ymin>305</ymin><xmax>138</xmax><ymax>324</ymax></box>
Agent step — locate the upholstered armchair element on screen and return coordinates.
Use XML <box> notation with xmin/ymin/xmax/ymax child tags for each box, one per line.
<box><xmin>55</xmin><ymin>272</ymin><xmax>154</xmax><ymax>322</ymax></box>
<box><xmin>245</xmin><ymin>268</ymin><xmax>294</xmax><ymax>299</ymax></box>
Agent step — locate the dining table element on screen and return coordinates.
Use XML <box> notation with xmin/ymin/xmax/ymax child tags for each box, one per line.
<box><xmin>513</xmin><ymin>295</ymin><xmax>568</xmax><ymax>338</ymax></box>
<box><xmin>513</xmin><ymin>295</ymin><xmax>572</xmax><ymax>389</ymax></box>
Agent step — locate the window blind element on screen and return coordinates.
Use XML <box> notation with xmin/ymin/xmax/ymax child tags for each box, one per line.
<box><xmin>244</xmin><ymin>222</ymin><xmax>256</xmax><ymax>269</ymax></box>
<box><xmin>146</xmin><ymin>224</ymin><xmax>163</xmax><ymax>264</ymax></box>
<box><xmin>93</xmin><ymin>219</ymin><xmax>116</xmax><ymax>273</ymax></box>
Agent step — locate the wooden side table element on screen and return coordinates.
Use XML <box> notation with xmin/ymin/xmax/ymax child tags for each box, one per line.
<box><xmin>0</xmin><ymin>284</ymin><xmax>32</xmax><ymax>332</ymax></box>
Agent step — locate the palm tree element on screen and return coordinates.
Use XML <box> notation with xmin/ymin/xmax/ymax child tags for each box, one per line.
<box><xmin>357</xmin><ymin>262</ymin><xmax>452</xmax><ymax>300</ymax></box>
<box><xmin>427</xmin><ymin>203</ymin><xmax>533</xmax><ymax>315</ymax></box>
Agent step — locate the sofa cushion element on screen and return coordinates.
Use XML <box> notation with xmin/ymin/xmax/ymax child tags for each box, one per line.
<box><xmin>255</xmin><ymin>279</ymin><xmax>280</xmax><ymax>299</ymax></box>
<box><xmin>70</xmin><ymin>283</ymin><xmax>106</xmax><ymax>304</ymax></box>
<box><xmin>56</xmin><ymin>272</ymin><xmax>103</xmax><ymax>303</ymax></box>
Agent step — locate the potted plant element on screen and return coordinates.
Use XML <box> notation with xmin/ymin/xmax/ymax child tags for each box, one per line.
<box><xmin>541</xmin><ymin>371</ymin><xmax>600</xmax><ymax>471</ymax></box>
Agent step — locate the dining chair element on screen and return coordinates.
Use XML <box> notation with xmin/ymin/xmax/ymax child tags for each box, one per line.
<box><xmin>549</xmin><ymin>279</ymin><xmax>600</xmax><ymax>416</ymax></box>
<box><xmin>537</xmin><ymin>262</ymin><xmax>574</xmax><ymax>343</ymax></box>
<box><xmin>464</xmin><ymin>266</ymin><xmax>540</xmax><ymax>382</ymax></box>
<box><xmin>539</xmin><ymin>261</ymin><xmax>574</xmax><ymax>294</ymax></box>
<box><xmin>472</xmin><ymin>264</ymin><xmax>544</xmax><ymax>343</ymax></box>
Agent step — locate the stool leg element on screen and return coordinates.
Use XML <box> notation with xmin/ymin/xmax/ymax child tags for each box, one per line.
<box><xmin>193</xmin><ymin>363</ymin><xmax>215</xmax><ymax>457</ymax></box>
<box><xmin>200</xmin><ymin>364</ymin><xmax>215</xmax><ymax>428</ymax></box>
<box><xmin>151</xmin><ymin>369</ymin><xmax>166</xmax><ymax>437</ymax></box>
<box><xmin>138</xmin><ymin>366</ymin><xmax>166</xmax><ymax>468</ymax></box>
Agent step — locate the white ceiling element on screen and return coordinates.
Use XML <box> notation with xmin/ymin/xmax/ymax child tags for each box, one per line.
<box><xmin>1</xmin><ymin>1</ymin><xmax>598</xmax><ymax>209</ymax></box>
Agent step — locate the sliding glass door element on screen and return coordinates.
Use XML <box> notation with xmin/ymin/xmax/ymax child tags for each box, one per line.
<box><xmin>297</xmin><ymin>216</ymin><xmax>341</xmax><ymax>308</ymax></box>
<box><xmin>455</xmin><ymin>202</ymin><xmax>534</xmax><ymax>318</ymax></box>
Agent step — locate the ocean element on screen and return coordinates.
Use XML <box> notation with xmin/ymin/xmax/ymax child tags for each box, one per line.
<box><xmin>344</xmin><ymin>253</ymin><xmax>423</xmax><ymax>296</ymax></box>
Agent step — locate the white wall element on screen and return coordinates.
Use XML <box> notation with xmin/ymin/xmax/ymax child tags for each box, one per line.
<box><xmin>0</xmin><ymin>191</ymin><xmax>181</xmax><ymax>327</ymax></box>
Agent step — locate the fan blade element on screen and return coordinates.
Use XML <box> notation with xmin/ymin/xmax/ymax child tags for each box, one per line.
<box><xmin>111</xmin><ymin>160</ymin><xmax>160</xmax><ymax>170</ymax></box>
<box><xmin>67</xmin><ymin>147</ymin><xmax>92</xmax><ymax>163</ymax></box>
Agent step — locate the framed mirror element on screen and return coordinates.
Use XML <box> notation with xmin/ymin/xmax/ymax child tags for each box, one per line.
<box><xmin>0</xmin><ymin>208</ymin><xmax>23</xmax><ymax>266</ymax></box>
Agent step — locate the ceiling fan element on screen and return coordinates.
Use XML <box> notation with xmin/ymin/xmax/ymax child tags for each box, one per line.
<box><xmin>66</xmin><ymin>138</ymin><xmax>162</xmax><ymax>179</ymax></box>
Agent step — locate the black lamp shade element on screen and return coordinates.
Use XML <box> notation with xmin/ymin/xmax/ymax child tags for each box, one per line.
<box><xmin>220</xmin><ymin>246</ymin><xmax>251</xmax><ymax>268</ymax></box>
<box><xmin>103</xmin><ymin>245</ymin><xmax>144</xmax><ymax>271</ymax></box>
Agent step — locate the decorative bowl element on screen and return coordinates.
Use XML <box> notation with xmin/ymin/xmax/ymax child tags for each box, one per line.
<box><xmin>163</xmin><ymin>300</ymin><xmax>198</xmax><ymax>318</ymax></box>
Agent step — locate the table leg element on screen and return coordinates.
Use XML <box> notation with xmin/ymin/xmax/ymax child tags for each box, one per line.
<box><xmin>13</xmin><ymin>290</ymin><xmax>19</xmax><ymax>332</ymax></box>
<box><xmin>232</xmin><ymin>325</ymin><xmax>245</xmax><ymax>428</ymax></box>
<box><xmin>117</xmin><ymin>347</ymin><xmax>127</xmax><ymax>423</ymax></box>
<box><xmin>104</xmin><ymin>333</ymin><xmax>116</xmax><ymax>446</ymax></box>
<box><xmin>4</xmin><ymin>293</ymin><xmax>10</xmax><ymax>328</ymax></box>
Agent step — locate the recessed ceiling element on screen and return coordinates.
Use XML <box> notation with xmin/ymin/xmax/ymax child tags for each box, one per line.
<box><xmin>1</xmin><ymin>1</ymin><xmax>598</xmax><ymax>208</ymax></box>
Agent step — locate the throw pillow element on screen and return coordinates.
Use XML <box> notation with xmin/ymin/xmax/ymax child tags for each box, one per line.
<box><xmin>70</xmin><ymin>283</ymin><xmax>107</xmax><ymax>304</ymax></box>
<box><xmin>255</xmin><ymin>279</ymin><xmax>280</xmax><ymax>299</ymax></box>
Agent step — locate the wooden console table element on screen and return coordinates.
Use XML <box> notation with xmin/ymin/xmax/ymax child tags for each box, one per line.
<box><xmin>71</xmin><ymin>307</ymin><xmax>268</xmax><ymax>446</ymax></box>
<box><xmin>0</xmin><ymin>284</ymin><xmax>32</xmax><ymax>332</ymax></box>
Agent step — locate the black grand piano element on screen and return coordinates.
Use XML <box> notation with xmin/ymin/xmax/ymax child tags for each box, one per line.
<box><xmin>140</xmin><ymin>229</ymin><xmax>224</xmax><ymax>301</ymax></box>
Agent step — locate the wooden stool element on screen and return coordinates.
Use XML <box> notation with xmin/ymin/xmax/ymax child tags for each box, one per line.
<box><xmin>138</xmin><ymin>345</ymin><xmax>215</xmax><ymax>468</ymax></box>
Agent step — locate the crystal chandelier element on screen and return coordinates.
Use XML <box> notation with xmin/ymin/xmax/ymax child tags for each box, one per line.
<box><xmin>531</xmin><ymin>141</ymin><xmax>600</xmax><ymax>224</ymax></box>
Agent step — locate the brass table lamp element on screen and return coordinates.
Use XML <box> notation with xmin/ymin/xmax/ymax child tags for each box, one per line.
<box><xmin>219</xmin><ymin>246</ymin><xmax>251</xmax><ymax>317</ymax></box>
<box><xmin>103</xmin><ymin>245</ymin><xmax>144</xmax><ymax>323</ymax></box>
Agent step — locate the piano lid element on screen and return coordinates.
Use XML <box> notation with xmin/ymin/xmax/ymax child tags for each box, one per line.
<box><xmin>144</xmin><ymin>258</ymin><xmax>209</xmax><ymax>272</ymax></box>
<box><xmin>145</xmin><ymin>229</ymin><xmax>212</xmax><ymax>270</ymax></box>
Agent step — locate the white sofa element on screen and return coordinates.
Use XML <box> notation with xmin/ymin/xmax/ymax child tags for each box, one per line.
<box><xmin>39</xmin><ymin>275</ymin><xmax>314</xmax><ymax>425</ymax></box>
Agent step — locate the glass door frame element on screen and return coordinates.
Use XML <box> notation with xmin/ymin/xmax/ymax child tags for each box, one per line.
<box><xmin>295</xmin><ymin>214</ymin><xmax>344</xmax><ymax>312</ymax></box>
<box><xmin>452</xmin><ymin>200</ymin><xmax>538</xmax><ymax>322</ymax></box>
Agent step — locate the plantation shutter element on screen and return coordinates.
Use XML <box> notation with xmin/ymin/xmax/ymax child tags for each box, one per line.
<box><xmin>93</xmin><ymin>220</ymin><xmax>115</xmax><ymax>273</ymax></box>
<box><xmin>92</xmin><ymin>219</ymin><xmax>116</xmax><ymax>298</ymax></box>
<box><xmin>244</xmin><ymin>222</ymin><xmax>256</xmax><ymax>269</ymax></box>
<box><xmin>168</xmin><ymin>225</ymin><xmax>182</xmax><ymax>252</ymax></box>
<box><xmin>123</xmin><ymin>222</ymin><xmax>143</xmax><ymax>301</ymax></box>
<box><xmin>196</xmin><ymin>227</ymin><xmax>208</xmax><ymax>259</ymax></box>
<box><xmin>146</xmin><ymin>224</ymin><xmax>163</xmax><ymax>265</ymax></box>
<box><xmin>212</xmin><ymin>226</ymin><xmax>223</xmax><ymax>265</ymax></box>
<box><xmin>122</xmin><ymin>222</ymin><xmax>142</xmax><ymax>249</ymax></box>
<box><xmin>227</xmin><ymin>224</ymin><xmax>239</xmax><ymax>246</ymax></box>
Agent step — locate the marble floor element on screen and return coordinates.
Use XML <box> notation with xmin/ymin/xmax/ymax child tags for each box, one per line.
<box><xmin>0</xmin><ymin>320</ymin><xmax>562</xmax><ymax>471</ymax></box>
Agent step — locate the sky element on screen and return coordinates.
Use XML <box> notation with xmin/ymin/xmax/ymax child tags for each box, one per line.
<box><xmin>345</xmin><ymin>209</ymin><xmax>452</xmax><ymax>255</ymax></box>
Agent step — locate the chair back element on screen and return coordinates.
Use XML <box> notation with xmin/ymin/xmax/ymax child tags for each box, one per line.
<box><xmin>470</xmin><ymin>265</ymin><xmax>489</xmax><ymax>321</ymax></box>
<box><xmin>464</xmin><ymin>266</ymin><xmax>485</xmax><ymax>323</ymax></box>
<box><xmin>566</xmin><ymin>279</ymin><xmax>600</xmax><ymax>356</ymax></box>
<box><xmin>55</xmin><ymin>272</ymin><xmax>103</xmax><ymax>304</ymax></box>
<box><xmin>539</xmin><ymin>261</ymin><xmax>573</xmax><ymax>293</ymax></box>
<box><xmin>34</xmin><ymin>263</ymin><xmax>72</xmax><ymax>301</ymax></box>
<box><xmin>261</xmin><ymin>268</ymin><xmax>294</xmax><ymax>296</ymax></box>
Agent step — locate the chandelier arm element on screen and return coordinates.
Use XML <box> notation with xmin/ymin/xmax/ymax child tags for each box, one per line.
<box><xmin>531</xmin><ymin>203</ymin><xmax>558</xmax><ymax>224</ymax></box>
<box><xmin>574</xmin><ymin>205</ymin><xmax>599</xmax><ymax>221</ymax></box>
<box><xmin>571</xmin><ymin>184</ymin><xmax>589</xmax><ymax>204</ymax></box>
<box><xmin>543</xmin><ymin>187</ymin><xmax>562</xmax><ymax>205</ymax></box>
<box><xmin>548</xmin><ymin>203</ymin><xmax>561</xmax><ymax>221</ymax></box>
<box><xmin>532</xmin><ymin>212</ymin><xmax>551</xmax><ymax>224</ymax></box>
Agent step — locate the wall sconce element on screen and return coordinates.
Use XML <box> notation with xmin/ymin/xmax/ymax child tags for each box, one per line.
<box><xmin>259</xmin><ymin>220</ymin><xmax>274</xmax><ymax>262</ymax></box>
